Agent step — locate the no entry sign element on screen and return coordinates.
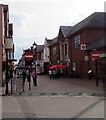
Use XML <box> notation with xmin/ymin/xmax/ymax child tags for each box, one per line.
<box><xmin>25</xmin><ymin>52</ymin><xmax>33</xmax><ymax>61</ymax></box>
<box><xmin>92</xmin><ymin>51</ymin><xmax>100</xmax><ymax>59</ymax></box>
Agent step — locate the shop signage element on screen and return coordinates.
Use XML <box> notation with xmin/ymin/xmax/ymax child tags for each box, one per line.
<box><xmin>81</xmin><ymin>44</ymin><xmax>86</xmax><ymax>50</ymax></box>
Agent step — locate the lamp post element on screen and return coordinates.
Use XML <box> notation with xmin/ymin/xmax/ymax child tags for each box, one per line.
<box><xmin>33</xmin><ymin>42</ymin><xmax>37</xmax><ymax>86</ymax></box>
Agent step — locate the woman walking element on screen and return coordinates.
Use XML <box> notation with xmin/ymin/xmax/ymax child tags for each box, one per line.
<box><xmin>31</xmin><ymin>71</ymin><xmax>37</xmax><ymax>86</ymax></box>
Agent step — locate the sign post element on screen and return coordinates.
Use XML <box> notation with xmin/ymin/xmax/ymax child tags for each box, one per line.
<box><xmin>25</xmin><ymin>52</ymin><xmax>33</xmax><ymax>90</ymax></box>
<box><xmin>92</xmin><ymin>51</ymin><xmax>100</xmax><ymax>59</ymax></box>
<box><xmin>25</xmin><ymin>52</ymin><xmax>33</xmax><ymax>61</ymax></box>
<box><xmin>92</xmin><ymin>51</ymin><xmax>100</xmax><ymax>87</ymax></box>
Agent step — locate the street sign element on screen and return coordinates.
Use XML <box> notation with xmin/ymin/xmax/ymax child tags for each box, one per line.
<box><xmin>92</xmin><ymin>51</ymin><xmax>100</xmax><ymax>59</ymax></box>
<box><xmin>81</xmin><ymin>44</ymin><xmax>86</xmax><ymax>50</ymax></box>
<box><xmin>25</xmin><ymin>52</ymin><xmax>33</xmax><ymax>61</ymax></box>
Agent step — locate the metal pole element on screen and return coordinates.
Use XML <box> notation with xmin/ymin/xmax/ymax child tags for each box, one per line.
<box><xmin>29</xmin><ymin>68</ymin><xmax>31</xmax><ymax>89</ymax></box>
<box><xmin>13</xmin><ymin>44</ymin><xmax>14</xmax><ymax>59</ymax></box>
<box><xmin>34</xmin><ymin>59</ymin><xmax>37</xmax><ymax>86</ymax></box>
<box><xmin>95</xmin><ymin>59</ymin><xmax>98</xmax><ymax>86</ymax></box>
<box><xmin>34</xmin><ymin>47</ymin><xmax>37</xmax><ymax>86</ymax></box>
<box><xmin>103</xmin><ymin>75</ymin><xmax>105</xmax><ymax>90</ymax></box>
<box><xmin>11</xmin><ymin>78</ymin><xmax>12</xmax><ymax>94</ymax></box>
<box><xmin>5</xmin><ymin>49</ymin><xmax>9</xmax><ymax>94</ymax></box>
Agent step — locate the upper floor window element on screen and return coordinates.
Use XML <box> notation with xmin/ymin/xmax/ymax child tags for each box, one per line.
<box><xmin>52</xmin><ymin>46</ymin><xmax>56</xmax><ymax>55</ymax></box>
<box><xmin>74</xmin><ymin>35</ymin><xmax>80</xmax><ymax>48</ymax></box>
<box><xmin>64</xmin><ymin>43</ymin><xmax>67</xmax><ymax>55</ymax></box>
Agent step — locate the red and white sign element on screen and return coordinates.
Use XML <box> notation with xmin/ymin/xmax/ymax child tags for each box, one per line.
<box><xmin>81</xmin><ymin>44</ymin><xmax>86</xmax><ymax>50</ymax></box>
<box><xmin>92</xmin><ymin>51</ymin><xmax>100</xmax><ymax>59</ymax></box>
<box><xmin>25</xmin><ymin>52</ymin><xmax>33</xmax><ymax>61</ymax></box>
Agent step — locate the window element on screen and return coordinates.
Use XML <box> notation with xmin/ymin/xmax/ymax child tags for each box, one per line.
<box><xmin>45</xmin><ymin>48</ymin><xmax>49</xmax><ymax>57</ymax></box>
<box><xmin>52</xmin><ymin>46</ymin><xmax>56</xmax><ymax>55</ymax></box>
<box><xmin>64</xmin><ymin>43</ymin><xmax>67</xmax><ymax>55</ymax></box>
<box><xmin>74</xmin><ymin>35</ymin><xmax>80</xmax><ymax>48</ymax></box>
<box><xmin>61</xmin><ymin>43</ymin><xmax>67</xmax><ymax>60</ymax></box>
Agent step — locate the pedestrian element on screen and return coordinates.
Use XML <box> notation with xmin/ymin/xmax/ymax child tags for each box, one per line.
<box><xmin>10</xmin><ymin>70</ymin><xmax>13</xmax><ymax>78</ymax></box>
<box><xmin>48</xmin><ymin>69</ymin><xmax>52</xmax><ymax>79</ymax></box>
<box><xmin>21</xmin><ymin>70</ymin><xmax>26</xmax><ymax>85</ymax></box>
<box><xmin>26</xmin><ymin>70</ymin><xmax>30</xmax><ymax>82</ymax></box>
<box><xmin>52</xmin><ymin>70</ymin><xmax>57</xmax><ymax>79</ymax></box>
<box><xmin>31</xmin><ymin>71</ymin><xmax>37</xmax><ymax>86</ymax></box>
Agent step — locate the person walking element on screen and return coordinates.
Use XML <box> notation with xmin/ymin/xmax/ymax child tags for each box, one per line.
<box><xmin>48</xmin><ymin>69</ymin><xmax>52</xmax><ymax>79</ymax></box>
<box><xmin>26</xmin><ymin>70</ymin><xmax>30</xmax><ymax>82</ymax></box>
<box><xmin>52</xmin><ymin>70</ymin><xmax>57</xmax><ymax>79</ymax></box>
<box><xmin>31</xmin><ymin>71</ymin><xmax>37</xmax><ymax>86</ymax></box>
<box><xmin>21</xmin><ymin>70</ymin><xmax>26</xmax><ymax>86</ymax></box>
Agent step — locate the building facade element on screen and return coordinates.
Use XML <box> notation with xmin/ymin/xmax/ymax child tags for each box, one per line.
<box><xmin>37</xmin><ymin>45</ymin><xmax>44</xmax><ymax>74</ymax></box>
<box><xmin>67</xmin><ymin>12</ymin><xmax>106</xmax><ymax>78</ymax></box>
<box><xmin>0</xmin><ymin>4</ymin><xmax>13</xmax><ymax>86</ymax></box>
<box><xmin>43</xmin><ymin>38</ymin><xmax>52</xmax><ymax>73</ymax></box>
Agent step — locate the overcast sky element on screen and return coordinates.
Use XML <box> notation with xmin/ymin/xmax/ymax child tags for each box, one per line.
<box><xmin>0</xmin><ymin>0</ymin><xmax>105</xmax><ymax>62</ymax></box>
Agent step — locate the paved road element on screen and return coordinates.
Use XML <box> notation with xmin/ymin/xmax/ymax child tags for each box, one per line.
<box><xmin>19</xmin><ymin>75</ymin><xmax>104</xmax><ymax>96</ymax></box>
<box><xmin>1</xmin><ymin>95</ymin><xmax>105</xmax><ymax>119</ymax></box>
<box><xmin>1</xmin><ymin>75</ymin><xmax>105</xmax><ymax>119</ymax></box>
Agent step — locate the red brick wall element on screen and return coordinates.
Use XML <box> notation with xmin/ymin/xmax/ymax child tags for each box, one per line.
<box><xmin>68</xmin><ymin>28</ymin><xmax>105</xmax><ymax>78</ymax></box>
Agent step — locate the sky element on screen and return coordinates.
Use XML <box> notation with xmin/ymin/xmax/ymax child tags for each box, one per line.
<box><xmin>0</xmin><ymin>0</ymin><xmax>106</xmax><ymax>63</ymax></box>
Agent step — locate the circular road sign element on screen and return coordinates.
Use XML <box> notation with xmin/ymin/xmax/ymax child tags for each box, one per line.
<box><xmin>25</xmin><ymin>52</ymin><xmax>33</xmax><ymax>61</ymax></box>
<box><xmin>92</xmin><ymin>51</ymin><xmax>100</xmax><ymax>59</ymax></box>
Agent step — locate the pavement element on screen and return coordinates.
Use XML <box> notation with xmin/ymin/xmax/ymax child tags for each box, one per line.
<box><xmin>12</xmin><ymin>74</ymin><xmax>105</xmax><ymax>96</ymax></box>
<box><xmin>1</xmin><ymin>75</ymin><xmax>106</xmax><ymax>119</ymax></box>
<box><xmin>2</xmin><ymin>95</ymin><xmax>105</xmax><ymax>118</ymax></box>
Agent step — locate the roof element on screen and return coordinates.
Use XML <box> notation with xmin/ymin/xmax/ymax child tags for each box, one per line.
<box><xmin>44</xmin><ymin>38</ymin><xmax>52</xmax><ymax>46</ymax></box>
<box><xmin>60</xmin><ymin>26</ymin><xmax>73</xmax><ymax>38</ymax></box>
<box><xmin>46</xmin><ymin>39</ymin><xmax>52</xmax><ymax>45</ymax></box>
<box><xmin>37</xmin><ymin>45</ymin><xmax>44</xmax><ymax>53</ymax></box>
<box><xmin>49</xmin><ymin>37</ymin><xmax>58</xmax><ymax>46</ymax></box>
<box><xmin>67</xmin><ymin>12</ymin><xmax>106</xmax><ymax>37</ymax></box>
<box><xmin>86</xmin><ymin>35</ymin><xmax>106</xmax><ymax>51</ymax></box>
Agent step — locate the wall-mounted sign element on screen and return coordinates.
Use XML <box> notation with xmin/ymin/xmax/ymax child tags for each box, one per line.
<box><xmin>81</xmin><ymin>44</ymin><xmax>86</xmax><ymax>50</ymax></box>
<box><xmin>5</xmin><ymin>37</ymin><xmax>13</xmax><ymax>49</ymax></box>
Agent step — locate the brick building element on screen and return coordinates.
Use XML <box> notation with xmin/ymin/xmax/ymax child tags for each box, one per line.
<box><xmin>36</xmin><ymin>45</ymin><xmax>44</xmax><ymax>74</ymax></box>
<box><xmin>67</xmin><ymin>12</ymin><xmax>106</xmax><ymax>78</ymax></box>
<box><xmin>57</xmin><ymin>26</ymin><xmax>73</xmax><ymax>66</ymax></box>
<box><xmin>86</xmin><ymin>35</ymin><xmax>106</xmax><ymax>79</ymax></box>
<box><xmin>43</xmin><ymin>38</ymin><xmax>52</xmax><ymax>73</ymax></box>
<box><xmin>0</xmin><ymin>4</ymin><xmax>14</xmax><ymax>86</ymax></box>
<box><xmin>49</xmin><ymin>37</ymin><xmax>59</xmax><ymax>66</ymax></box>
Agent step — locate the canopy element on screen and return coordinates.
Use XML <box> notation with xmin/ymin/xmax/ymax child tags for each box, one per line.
<box><xmin>49</xmin><ymin>64</ymin><xmax>67</xmax><ymax>69</ymax></box>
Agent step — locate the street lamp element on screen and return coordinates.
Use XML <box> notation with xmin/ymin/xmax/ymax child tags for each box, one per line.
<box><xmin>33</xmin><ymin>42</ymin><xmax>37</xmax><ymax>86</ymax></box>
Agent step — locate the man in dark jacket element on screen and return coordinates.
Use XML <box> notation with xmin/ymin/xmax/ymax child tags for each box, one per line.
<box><xmin>21</xmin><ymin>70</ymin><xmax>26</xmax><ymax>85</ymax></box>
